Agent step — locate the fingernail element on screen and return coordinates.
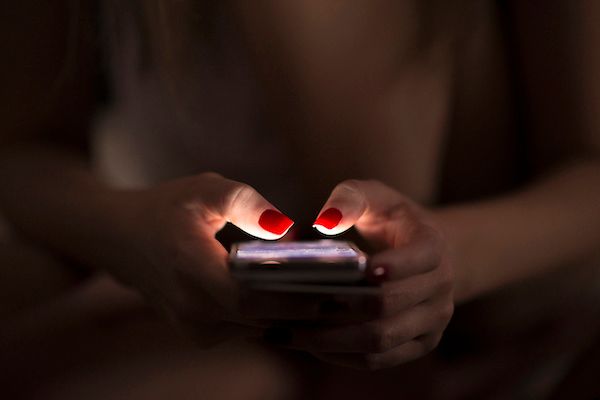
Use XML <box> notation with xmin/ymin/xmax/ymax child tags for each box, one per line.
<box><xmin>259</xmin><ymin>209</ymin><xmax>293</xmax><ymax>235</ymax></box>
<box><xmin>263</xmin><ymin>327</ymin><xmax>293</xmax><ymax>346</ymax></box>
<box><xmin>368</xmin><ymin>264</ymin><xmax>389</xmax><ymax>283</ymax></box>
<box><xmin>313</xmin><ymin>208</ymin><xmax>343</xmax><ymax>230</ymax></box>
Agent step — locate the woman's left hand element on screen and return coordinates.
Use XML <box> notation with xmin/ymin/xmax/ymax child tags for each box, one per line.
<box><xmin>258</xmin><ymin>180</ymin><xmax>454</xmax><ymax>370</ymax></box>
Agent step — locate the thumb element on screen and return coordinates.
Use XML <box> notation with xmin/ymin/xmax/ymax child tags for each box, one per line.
<box><xmin>312</xmin><ymin>179</ymin><xmax>414</xmax><ymax>245</ymax></box>
<box><xmin>199</xmin><ymin>174</ymin><xmax>294</xmax><ymax>240</ymax></box>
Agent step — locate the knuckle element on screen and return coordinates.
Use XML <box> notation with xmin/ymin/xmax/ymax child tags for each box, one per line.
<box><xmin>419</xmin><ymin>247</ymin><xmax>441</xmax><ymax>272</ymax></box>
<box><xmin>429</xmin><ymin>266</ymin><xmax>454</xmax><ymax>298</ymax></box>
<box><xmin>382</xmin><ymin>202</ymin><xmax>410</xmax><ymax>222</ymax></box>
<box><xmin>437</xmin><ymin>271</ymin><xmax>455</xmax><ymax>295</ymax></box>
<box><xmin>197</xmin><ymin>171</ymin><xmax>224</xmax><ymax>181</ymax></box>
<box><xmin>427</xmin><ymin>300</ymin><xmax>454</xmax><ymax>333</ymax></box>
<box><xmin>337</xmin><ymin>179</ymin><xmax>363</xmax><ymax>194</ymax></box>
<box><xmin>439</xmin><ymin>302</ymin><xmax>455</xmax><ymax>324</ymax></box>
<box><xmin>431</xmin><ymin>334</ymin><xmax>443</xmax><ymax>350</ymax></box>
<box><xmin>365</xmin><ymin>179</ymin><xmax>390</xmax><ymax>193</ymax></box>
<box><xmin>417</xmin><ymin>223</ymin><xmax>444</xmax><ymax>249</ymax></box>
<box><xmin>193</xmin><ymin>172</ymin><xmax>226</xmax><ymax>193</ymax></box>
<box><xmin>427</xmin><ymin>226</ymin><xmax>445</xmax><ymax>250</ymax></box>
<box><xmin>225</xmin><ymin>183</ymin><xmax>257</xmax><ymax>210</ymax></box>
<box><xmin>231</xmin><ymin>183</ymin><xmax>255</xmax><ymax>202</ymax></box>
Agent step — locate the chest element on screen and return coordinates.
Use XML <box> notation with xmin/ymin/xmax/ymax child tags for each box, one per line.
<box><xmin>120</xmin><ymin>1</ymin><xmax>519</xmax><ymax>211</ymax></box>
<box><xmin>287</xmin><ymin>3</ymin><xmax>520</xmax><ymax>209</ymax></box>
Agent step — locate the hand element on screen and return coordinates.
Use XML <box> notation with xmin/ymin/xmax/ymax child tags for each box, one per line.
<box><xmin>115</xmin><ymin>172</ymin><xmax>294</xmax><ymax>346</ymax></box>
<box><xmin>249</xmin><ymin>180</ymin><xmax>453</xmax><ymax>370</ymax></box>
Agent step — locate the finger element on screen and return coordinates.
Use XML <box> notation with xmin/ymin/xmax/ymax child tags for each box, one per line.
<box><xmin>366</xmin><ymin>227</ymin><xmax>445</xmax><ymax>281</ymax></box>
<box><xmin>369</xmin><ymin>267</ymin><xmax>453</xmax><ymax>318</ymax></box>
<box><xmin>241</xmin><ymin>268</ymin><xmax>449</xmax><ymax>322</ymax></box>
<box><xmin>198</xmin><ymin>173</ymin><xmax>294</xmax><ymax>240</ymax></box>
<box><xmin>311</xmin><ymin>333</ymin><xmax>442</xmax><ymax>370</ymax></box>
<box><xmin>286</xmin><ymin>298</ymin><xmax>452</xmax><ymax>353</ymax></box>
<box><xmin>312</xmin><ymin>180</ymin><xmax>368</xmax><ymax>235</ymax></box>
<box><xmin>312</xmin><ymin>180</ymin><xmax>416</xmax><ymax>245</ymax></box>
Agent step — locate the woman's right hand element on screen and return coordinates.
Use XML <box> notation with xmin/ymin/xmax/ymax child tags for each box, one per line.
<box><xmin>113</xmin><ymin>172</ymin><xmax>294</xmax><ymax>345</ymax></box>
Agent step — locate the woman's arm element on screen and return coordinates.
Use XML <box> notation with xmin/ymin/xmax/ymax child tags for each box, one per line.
<box><xmin>0</xmin><ymin>2</ymin><xmax>127</xmax><ymax>318</ymax></box>
<box><xmin>437</xmin><ymin>160</ymin><xmax>600</xmax><ymax>303</ymax></box>
<box><xmin>0</xmin><ymin>1</ymin><xmax>122</xmax><ymax>273</ymax></box>
<box><xmin>438</xmin><ymin>0</ymin><xmax>600</xmax><ymax>303</ymax></box>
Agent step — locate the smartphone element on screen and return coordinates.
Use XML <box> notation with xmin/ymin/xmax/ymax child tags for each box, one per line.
<box><xmin>229</xmin><ymin>240</ymin><xmax>368</xmax><ymax>284</ymax></box>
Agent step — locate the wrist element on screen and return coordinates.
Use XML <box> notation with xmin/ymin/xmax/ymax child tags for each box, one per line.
<box><xmin>431</xmin><ymin>206</ymin><xmax>479</xmax><ymax>304</ymax></box>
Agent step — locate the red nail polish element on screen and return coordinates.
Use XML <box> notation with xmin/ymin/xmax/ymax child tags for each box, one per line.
<box><xmin>259</xmin><ymin>209</ymin><xmax>293</xmax><ymax>235</ymax></box>
<box><xmin>313</xmin><ymin>208</ymin><xmax>343</xmax><ymax>230</ymax></box>
<box><xmin>368</xmin><ymin>265</ymin><xmax>389</xmax><ymax>283</ymax></box>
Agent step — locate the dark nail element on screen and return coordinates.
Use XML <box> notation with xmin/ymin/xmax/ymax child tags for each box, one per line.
<box><xmin>368</xmin><ymin>264</ymin><xmax>389</xmax><ymax>283</ymax></box>
<box><xmin>263</xmin><ymin>327</ymin><xmax>293</xmax><ymax>346</ymax></box>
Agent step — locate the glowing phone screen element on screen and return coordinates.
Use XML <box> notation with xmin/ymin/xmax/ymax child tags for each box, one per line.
<box><xmin>235</xmin><ymin>241</ymin><xmax>358</xmax><ymax>260</ymax></box>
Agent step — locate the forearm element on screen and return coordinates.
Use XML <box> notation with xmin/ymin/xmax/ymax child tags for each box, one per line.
<box><xmin>436</xmin><ymin>158</ymin><xmax>600</xmax><ymax>303</ymax></box>
<box><xmin>0</xmin><ymin>142</ymin><xmax>138</xmax><ymax>282</ymax></box>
